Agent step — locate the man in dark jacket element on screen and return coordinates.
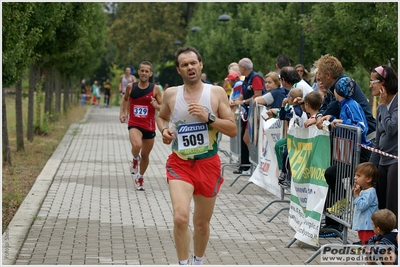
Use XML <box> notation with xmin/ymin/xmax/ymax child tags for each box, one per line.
<box><xmin>314</xmin><ymin>54</ymin><xmax>376</xmax><ymax>238</ymax></box>
<box><xmin>233</xmin><ymin>58</ymin><xmax>266</xmax><ymax>174</ymax></box>
<box><xmin>315</xmin><ymin>55</ymin><xmax>375</xmax><ymax>136</ymax></box>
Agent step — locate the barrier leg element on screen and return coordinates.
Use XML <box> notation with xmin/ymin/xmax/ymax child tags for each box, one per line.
<box><xmin>304</xmin><ymin>243</ymin><xmax>363</xmax><ymax>264</ymax></box>
<box><xmin>228</xmin><ymin>164</ymin><xmax>252</xmax><ymax>186</ymax></box>
<box><xmin>218</xmin><ymin>147</ymin><xmax>230</xmax><ymax>159</ymax></box>
<box><xmin>229</xmin><ymin>173</ymin><xmax>250</xmax><ymax>187</ymax></box>
<box><xmin>267</xmin><ymin>206</ymin><xmax>289</xmax><ymax>222</ymax></box>
<box><xmin>258</xmin><ymin>187</ymin><xmax>289</xmax><ymax>214</ymax></box>
<box><xmin>258</xmin><ymin>199</ymin><xmax>289</xmax><ymax>214</ymax></box>
<box><xmin>285</xmin><ymin>237</ymin><xmax>297</xmax><ymax>248</ymax></box>
<box><xmin>221</xmin><ymin>163</ymin><xmax>239</xmax><ymax>176</ymax></box>
<box><xmin>304</xmin><ymin>247</ymin><xmax>323</xmax><ymax>264</ymax></box>
<box><xmin>236</xmin><ymin>181</ymin><xmax>253</xmax><ymax>194</ymax></box>
<box><xmin>227</xmin><ymin>152</ymin><xmax>238</xmax><ymax>164</ymax></box>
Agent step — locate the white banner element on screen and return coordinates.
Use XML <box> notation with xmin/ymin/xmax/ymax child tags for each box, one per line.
<box><xmin>248</xmin><ymin>107</ymin><xmax>283</xmax><ymax>197</ymax></box>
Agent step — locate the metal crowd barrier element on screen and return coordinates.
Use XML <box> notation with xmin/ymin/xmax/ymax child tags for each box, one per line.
<box><xmin>217</xmin><ymin>131</ymin><xmax>230</xmax><ymax>159</ymax></box>
<box><xmin>324</xmin><ymin>123</ymin><xmax>361</xmax><ymax>233</ymax></box>
<box><xmin>221</xmin><ymin>105</ymin><xmax>251</xmax><ymax>177</ymax></box>
<box><xmin>229</xmin><ymin>99</ymin><xmax>257</xmax><ymax>188</ymax></box>
<box><xmin>236</xmin><ymin>101</ymin><xmax>262</xmax><ymax>193</ymax></box>
<box><xmin>258</xmin><ymin>188</ymin><xmax>290</xmax><ymax>222</ymax></box>
<box><xmin>234</xmin><ymin>103</ymin><xmax>291</xmax><ymax>219</ymax></box>
<box><xmin>290</xmin><ymin>123</ymin><xmax>362</xmax><ymax>264</ymax></box>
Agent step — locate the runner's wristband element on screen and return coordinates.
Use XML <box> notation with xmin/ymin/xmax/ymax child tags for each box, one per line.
<box><xmin>161</xmin><ymin>128</ymin><xmax>168</xmax><ymax>135</ymax></box>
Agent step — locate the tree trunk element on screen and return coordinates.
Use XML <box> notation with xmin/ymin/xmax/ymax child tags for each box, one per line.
<box><xmin>34</xmin><ymin>73</ymin><xmax>44</xmax><ymax>135</ymax></box>
<box><xmin>50</xmin><ymin>66</ymin><xmax>56</xmax><ymax>122</ymax></box>
<box><xmin>15</xmin><ymin>79</ymin><xmax>24</xmax><ymax>151</ymax></box>
<box><xmin>55</xmin><ymin>69</ymin><xmax>61</xmax><ymax>116</ymax></box>
<box><xmin>2</xmin><ymin>88</ymin><xmax>12</xmax><ymax>166</ymax></box>
<box><xmin>68</xmin><ymin>77</ymin><xmax>72</xmax><ymax>107</ymax></box>
<box><xmin>27</xmin><ymin>63</ymin><xmax>39</xmax><ymax>142</ymax></box>
<box><xmin>63</xmin><ymin>75</ymin><xmax>68</xmax><ymax>113</ymax></box>
<box><xmin>44</xmin><ymin>67</ymin><xmax>50</xmax><ymax>114</ymax></box>
<box><xmin>68</xmin><ymin>76</ymin><xmax>72</xmax><ymax>107</ymax></box>
<box><xmin>44</xmin><ymin>66</ymin><xmax>54</xmax><ymax>116</ymax></box>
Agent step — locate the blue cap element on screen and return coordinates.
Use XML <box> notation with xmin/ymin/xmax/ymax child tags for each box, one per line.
<box><xmin>335</xmin><ymin>77</ymin><xmax>355</xmax><ymax>98</ymax></box>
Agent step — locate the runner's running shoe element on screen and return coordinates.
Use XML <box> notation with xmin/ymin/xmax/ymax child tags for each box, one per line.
<box><xmin>130</xmin><ymin>156</ymin><xmax>140</xmax><ymax>175</ymax></box>
<box><xmin>135</xmin><ymin>176</ymin><xmax>144</xmax><ymax>191</ymax></box>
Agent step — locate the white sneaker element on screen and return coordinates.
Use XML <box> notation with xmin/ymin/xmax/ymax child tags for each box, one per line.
<box><xmin>130</xmin><ymin>156</ymin><xmax>140</xmax><ymax>175</ymax></box>
<box><xmin>242</xmin><ymin>170</ymin><xmax>251</xmax><ymax>175</ymax></box>
<box><xmin>191</xmin><ymin>256</ymin><xmax>203</xmax><ymax>265</ymax></box>
<box><xmin>135</xmin><ymin>176</ymin><xmax>144</xmax><ymax>191</ymax></box>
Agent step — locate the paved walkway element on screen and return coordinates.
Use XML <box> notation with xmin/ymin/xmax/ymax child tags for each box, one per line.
<box><xmin>2</xmin><ymin>106</ymin><xmax>360</xmax><ymax>265</ymax></box>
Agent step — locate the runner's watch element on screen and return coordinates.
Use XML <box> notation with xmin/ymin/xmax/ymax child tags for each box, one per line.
<box><xmin>207</xmin><ymin>113</ymin><xmax>216</xmax><ymax>125</ymax></box>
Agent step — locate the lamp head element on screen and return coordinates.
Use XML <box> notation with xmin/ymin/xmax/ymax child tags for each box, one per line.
<box><xmin>218</xmin><ymin>14</ymin><xmax>231</xmax><ymax>21</ymax></box>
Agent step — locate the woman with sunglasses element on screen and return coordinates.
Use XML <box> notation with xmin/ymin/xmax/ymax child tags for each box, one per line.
<box><xmin>369</xmin><ymin>65</ymin><xmax>398</xmax><ymax>228</ymax></box>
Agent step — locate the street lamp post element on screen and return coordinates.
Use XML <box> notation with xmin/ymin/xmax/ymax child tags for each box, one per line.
<box><xmin>218</xmin><ymin>14</ymin><xmax>231</xmax><ymax>72</ymax></box>
<box><xmin>299</xmin><ymin>2</ymin><xmax>305</xmax><ymax>64</ymax></box>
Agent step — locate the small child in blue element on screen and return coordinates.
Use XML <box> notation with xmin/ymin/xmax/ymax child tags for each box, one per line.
<box><xmin>352</xmin><ymin>162</ymin><xmax>379</xmax><ymax>244</ymax></box>
<box><xmin>329</xmin><ymin>77</ymin><xmax>371</xmax><ymax>148</ymax></box>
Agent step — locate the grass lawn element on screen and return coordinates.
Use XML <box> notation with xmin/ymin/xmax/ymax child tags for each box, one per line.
<box><xmin>2</xmin><ymin>93</ymin><xmax>89</xmax><ymax>233</ymax></box>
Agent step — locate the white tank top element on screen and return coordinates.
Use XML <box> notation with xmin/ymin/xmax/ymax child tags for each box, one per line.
<box><xmin>122</xmin><ymin>75</ymin><xmax>134</xmax><ymax>94</ymax></box>
<box><xmin>171</xmin><ymin>84</ymin><xmax>219</xmax><ymax>160</ymax></box>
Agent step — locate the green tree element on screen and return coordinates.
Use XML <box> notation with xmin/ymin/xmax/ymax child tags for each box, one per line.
<box><xmin>25</xmin><ymin>3</ymin><xmax>67</xmax><ymax>140</ymax></box>
<box><xmin>185</xmin><ymin>3</ymin><xmax>319</xmax><ymax>82</ymax></box>
<box><xmin>300</xmin><ymin>2</ymin><xmax>398</xmax><ymax>72</ymax></box>
<box><xmin>157</xmin><ymin>61</ymin><xmax>183</xmax><ymax>87</ymax></box>
<box><xmin>28</xmin><ymin>3</ymin><xmax>107</xmax><ymax>133</ymax></box>
<box><xmin>184</xmin><ymin>2</ymin><xmax>244</xmax><ymax>82</ymax></box>
<box><xmin>3</xmin><ymin>3</ymin><xmax>42</xmax><ymax>153</ymax></box>
<box><xmin>109</xmin><ymin>3</ymin><xmax>188</xmax><ymax>71</ymax></box>
<box><xmin>54</xmin><ymin>3</ymin><xmax>107</xmax><ymax>112</ymax></box>
<box><xmin>2</xmin><ymin>2</ymin><xmax>41</xmax><ymax>87</ymax></box>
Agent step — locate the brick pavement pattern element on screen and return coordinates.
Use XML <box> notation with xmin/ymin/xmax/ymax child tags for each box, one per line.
<box><xmin>8</xmin><ymin>106</ymin><xmax>360</xmax><ymax>265</ymax></box>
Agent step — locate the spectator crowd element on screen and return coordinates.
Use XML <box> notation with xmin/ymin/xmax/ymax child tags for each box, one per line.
<box><xmin>221</xmin><ymin>53</ymin><xmax>398</xmax><ymax>262</ymax></box>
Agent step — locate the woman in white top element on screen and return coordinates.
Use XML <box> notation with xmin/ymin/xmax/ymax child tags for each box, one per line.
<box><xmin>119</xmin><ymin>67</ymin><xmax>137</xmax><ymax>96</ymax></box>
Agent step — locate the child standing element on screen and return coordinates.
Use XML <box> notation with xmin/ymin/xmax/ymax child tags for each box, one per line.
<box><xmin>367</xmin><ymin>209</ymin><xmax>398</xmax><ymax>265</ymax></box>
<box><xmin>95</xmin><ymin>84</ymin><xmax>101</xmax><ymax>108</ymax></box>
<box><xmin>91</xmin><ymin>80</ymin><xmax>98</xmax><ymax>105</ymax></box>
<box><xmin>351</xmin><ymin>162</ymin><xmax>379</xmax><ymax>245</ymax></box>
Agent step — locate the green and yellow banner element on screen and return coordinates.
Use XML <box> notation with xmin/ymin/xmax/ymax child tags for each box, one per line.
<box><xmin>287</xmin><ymin>119</ymin><xmax>331</xmax><ymax>247</ymax></box>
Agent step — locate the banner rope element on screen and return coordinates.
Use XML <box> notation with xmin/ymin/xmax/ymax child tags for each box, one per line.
<box><xmin>358</xmin><ymin>144</ymin><xmax>398</xmax><ymax>159</ymax></box>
